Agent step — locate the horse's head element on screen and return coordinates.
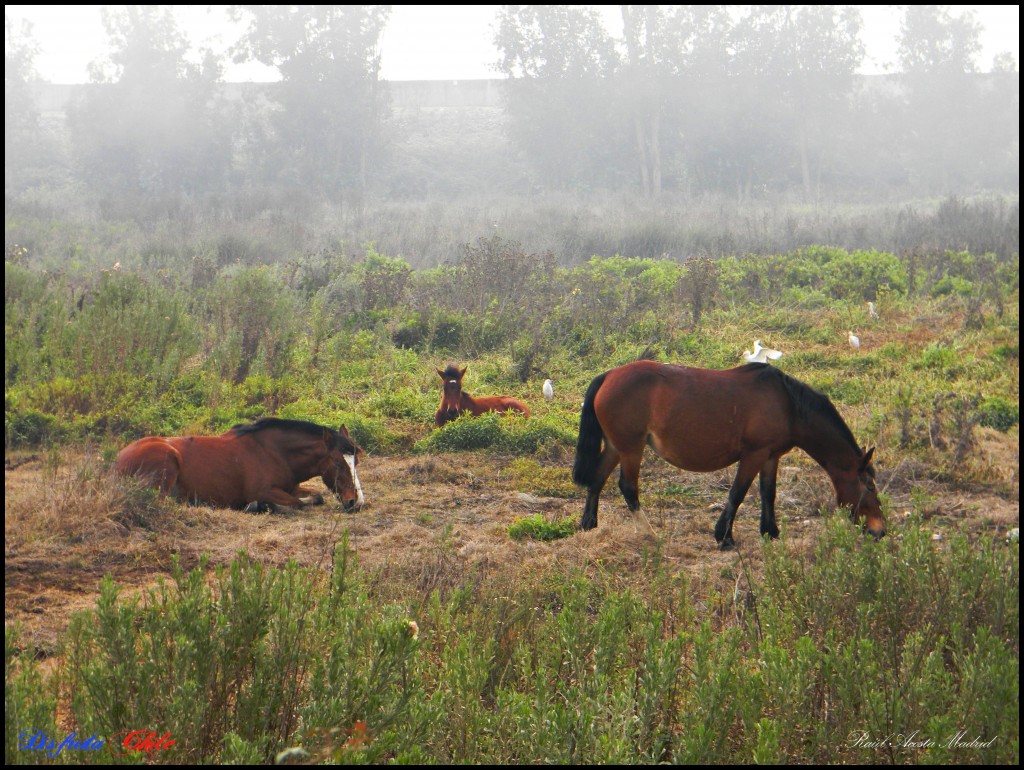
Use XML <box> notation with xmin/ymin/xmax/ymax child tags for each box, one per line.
<box><xmin>319</xmin><ymin>425</ymin><xmax>365</xmax><ymax>511</ymax></box>
<box><xmin>837</xmin><ymin>446</ymin><xmax>885</xmax><ymax>539</ymax></box>
<box><xmin>435</xmin><ymin>365</ymin><xmax>467</xmax><ymax>426</ymax></box>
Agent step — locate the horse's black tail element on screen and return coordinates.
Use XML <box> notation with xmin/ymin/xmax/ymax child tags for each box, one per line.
<box><xmin>573</xmin><ymin>371</ymin><xmax>609</xmax><ymax>488</ymax></box>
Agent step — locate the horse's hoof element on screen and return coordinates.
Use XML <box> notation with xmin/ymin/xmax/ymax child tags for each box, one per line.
<box><xmin>761</xmin><ymin>526</ymin><xmax>780</xmax><ymax>540</ymax></box>
<box><xmin>718</xmin><ymin>536</ymin><xmax>735</xmax><ymax>551</ymax></box>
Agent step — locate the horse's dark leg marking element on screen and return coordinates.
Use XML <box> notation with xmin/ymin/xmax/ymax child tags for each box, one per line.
<box><xmin>617</xmin><ymin>455</ymin><xmax>641</xmax><ymax>512</ymax></box>
<box><xmin>243</xmin><ymin>501</ymin><xmax>277</xmax><ymax>514</ymax></box>
<box><xmin>244</xmin><ymin>487</ymin><xmax>307</xmax><ymax>515</ymax></box>
<box><xmin>618</xmin><ymin>452</ymin><xmax>656</xmax><ymax>535</ymax></box>
<box><xmin>714</xmin><ymin>456</ymin><xmax>763</xmax><ymax>549</ymax></box>
<box><xmin>758</xmin><ymin>457</ymin><xmax>780</xmax><ymax>539</ymax></box>
<box><xmin>581</xmin><ymin>448</ymin><xmax>620</xmax><ymax>531</ymax></box>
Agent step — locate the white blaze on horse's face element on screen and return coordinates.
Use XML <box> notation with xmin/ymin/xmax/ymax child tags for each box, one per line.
<box><xmin>344</xmin><ymin>453</ymin><xmax>364</xmax><ymax>509</ymax></box>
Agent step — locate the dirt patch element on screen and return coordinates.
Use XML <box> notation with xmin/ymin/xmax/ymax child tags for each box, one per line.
<box><xmin>5</xmin><ymin>448</ymin><xmax>1019</xmax><ymax>652</ymax></box>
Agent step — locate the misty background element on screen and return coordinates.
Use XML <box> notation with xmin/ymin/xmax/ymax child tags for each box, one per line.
<box><xmin>4</xmin><ymin>5</ymin><xmax>1020</xmax><ymax>268</ymax></box>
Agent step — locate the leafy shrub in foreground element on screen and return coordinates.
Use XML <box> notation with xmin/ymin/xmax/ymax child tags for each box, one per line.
<box><xmin>752</xmin><ymin>516</ymin><xmax>1018</xmax><ymax>763</ymax></box>
<box><xmin>5</xmin><ymin>518</ymin><xmax>1018</xmax><ymax>764</ymax></box>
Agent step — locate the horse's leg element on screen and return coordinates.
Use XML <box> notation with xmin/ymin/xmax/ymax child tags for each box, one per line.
<box><xmin>617</xmin><ymin>451</ymin><xmax>656</xmax><ymax>535</ymax></box>
<box><xmin>155</xmin><ymin>458</ymin><xmax>180</xmax><ymax>498</ymax></box>
<box><xmin>758</xmin><ymin>457</ymin><xmax>780</xmax><ymax>539</ymax></box>
<box><xmin>714</xmin><ymin>454</ymin><xmax>765</xmax><ymax>549</ymax></box>
<box><xmin>243</xmin><ymin>487</ymin><xmax>307</xmax><ymax>515</ymax></box>
<box><xmin>580</xmin><ymin>447</ymin><xmax>620</xmax><ymax>531</ymax></box>
<box><xmin>294</xmin><ymin>484</ymin><xmax>325</xmax><ymax>506</ymax></box>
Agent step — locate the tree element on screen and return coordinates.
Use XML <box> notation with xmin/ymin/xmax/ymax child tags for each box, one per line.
<box><xmin>729</xmin><ymin>5</ymin><xmax>864</xmax><ymax>201</ymax></box>
<box><xmin>897</xmin><ymin>5</ymin><xmax>982</xmax><ymax>75</ymax></box>
<box><xmin>494</xmin><ymin>5</ymin><xmax>625</xmax><ymax>191</ymax></box>
<box><xmin>620</xmin><ymin>5</ymin><xmax>667</xmax><ymax>197</ymax></box>
<box><xmin>65</xmin><ymin>6</ymin><xmax>232</xmax><ymax>196</ymax></box>
<box><xmin>5</xmin><ymin>13</ymin><xmax>41</xmax><ymax>193</ymax></box>
<box><xmin>895</xmin><ymin>6</ymin><xmax>986</xmax><ymax>193</ymax></box>
<box><xmin>653</xmin><ymin>5</ymin><xmax>733</xmax><ymax>196</ymax></box>
<box><xmin>230</xmin><ymin>5</ymin><xmax>391</xmax><ymax>201</ymax></box>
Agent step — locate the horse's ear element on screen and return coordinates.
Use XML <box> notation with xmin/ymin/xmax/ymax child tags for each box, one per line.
<box><xmin>459</xmin><ymin>366</ymin><xmax>468</xmax><ymax>378</ymax></box>
<box><xmin>860</xmin><ymin>446</ymin><xmax>875</xmax><ymax>472</ymax></box>
<box><xmin>322</xmin><ymin>427</ymin><xmax>334</xmax><ymax>447</ymax></box>
<box><xmin>436</xmin><ymin>368</ymin><xmax>446</xmax><ymax>380</ymax></box>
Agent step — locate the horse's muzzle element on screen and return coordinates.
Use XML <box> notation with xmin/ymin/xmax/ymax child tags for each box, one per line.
<box><xmin>865</xmin><ymin>518</ymin><xmax>886</xmax><ymax>539</ymax></box>
<box><xmin>340</xmin><ymin>496</ymin><xmax>363</xmax><ymax>512</ymax></box>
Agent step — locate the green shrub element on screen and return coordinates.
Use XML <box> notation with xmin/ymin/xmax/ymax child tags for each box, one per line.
<box><xmin>4</xmin><ymin>407</ymin><xmax>60</xmax><ymax>448</ymax></box>
<box><xmin>366</xmin><ymin>387</ymin><xmax>433</xmax><ymax>421</ymax></box>
<box><xmin>414</xmin><ymin>413</ymin><xmax>574</xmax><ymax>454</ymax></box>
<box><xmin>508</xmin><ymin>514</ymin><xmax>577</xmax><ymax>542</ymax></box>
<box><xmin>914</xmin><ymin>343</ymin><xmax>958</xmax><ymax>372</ymax></box>
<box><xmin>6</xmin><ymin>519</ymin><xmax>1019</xmax><ymax>764</ymax></box>
<box><xmin>5</xmin><ymin>626</ymin><xmax>59</xmax><ymax>765</ymax></box>
<box><xmin>978</xmin><ymin>396</ymin><xmax>1019</xmax><ymax>432</ymax></box>
<box><xmin>416</xmin><ymin>412</ymin><xmax>506</xmax><ymax>451</ymax></box>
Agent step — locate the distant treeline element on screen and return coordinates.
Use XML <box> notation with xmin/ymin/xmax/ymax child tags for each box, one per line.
<box><xmin>4</xmin><ymin>6</ymin><xmax>1018</xmax><ymax>208</ymax></box>
<box><xmin>8</xmin><ymin>73</ymin><xmax>1018</xmax><ymax>206</ymax></box>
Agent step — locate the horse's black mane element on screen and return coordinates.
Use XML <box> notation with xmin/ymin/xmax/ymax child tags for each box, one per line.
<box><xmin>440</xmin><ymin>364</ymin><xmax>462</xmax><ymax>379</ymax></box>
<box><xmin>231</xmin><ymin>417</ymin><xmax>356</xmax><ymax>452</ymax></box>
<box><xmin>750</xmin><ymin>364</ymin><xmax>862</xmax><ymax>453</ymax></box>
<box><xmin>231</xmin><ymin>417</ymin><xmax>330</xmax><ymax>437</ymax></box>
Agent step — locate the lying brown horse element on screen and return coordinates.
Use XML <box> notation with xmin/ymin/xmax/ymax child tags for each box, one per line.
<box><xmin>434</xmin><ymin>364</ymin><xmax>530</xmax><ymax>427</ymax></box>
<box><xmin>116</xmin><ymin>417</ymin><xmax>364</xmax><ymax>512</ymax></box>
<box><xmin>573</xmin><ymin>361</ymin><xmax>885</xmax><ymax>546</ymax></box>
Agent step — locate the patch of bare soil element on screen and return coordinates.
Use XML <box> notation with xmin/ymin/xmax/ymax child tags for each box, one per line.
<box><xmin>5</xmin><ymin>447</ymin><xmax>1019</xmax><ymax>653</ymax></box>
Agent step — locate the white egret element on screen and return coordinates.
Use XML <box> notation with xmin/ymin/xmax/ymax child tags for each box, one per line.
<box><xmin>742</xmin><ymin>340</ymin><xmax>783</xmax><ymax>364</ymax></box>
<box><xmin>543</xmin><ymin>379</ymin><xmax>554</xmax><ymax>402</ymax></box>
<box><xmin>848</xmin><ymin>330</ymin><xmax>861</xmax><ymax>349</ymax></box>
<box><xmin>867</xmin><ymin>301</ymin><xmax>879</xmax><ymax>319</ymax></box>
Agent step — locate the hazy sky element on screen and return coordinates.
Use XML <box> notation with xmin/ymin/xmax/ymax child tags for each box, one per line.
<box><xmin>5</xmin><ymin>4</ymin><xmax>1020</xmax><ymax>83</ymax></box>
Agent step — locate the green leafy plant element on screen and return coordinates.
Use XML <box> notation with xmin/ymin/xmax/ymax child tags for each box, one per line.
<box><xmin>507</xmin><ymin>513</ymin><xmax>577</xmax><ymax>541</ymax></box>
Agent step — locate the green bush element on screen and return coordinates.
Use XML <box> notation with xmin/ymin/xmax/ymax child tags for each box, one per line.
<box><xmin>5</xmin><ymin>519</ymin><xmax>1018</xmax><ymax>764</ymax></box>
<box><xmin>414</xmin><ymin>413</ymin><xmax>574</xmax><ymax>454</ymax></box>
<box><xmin>508</xmin><ymin>514</ymin><xmax>577</xmax><ymax>541</ymax></box>
<box><xmin>978</xmin><ymin>396</ymin><xmax>1019</xmax><ymax>432</ymax></box>
<box><xmin>416</xmin><ymin>412</ymin><xmax>506</xmax><ymax>451</ymax></box>
<box><xmin>5</xmin><ymin>407</ymin><xmax>60</xmax><ymax>449</ymax></box>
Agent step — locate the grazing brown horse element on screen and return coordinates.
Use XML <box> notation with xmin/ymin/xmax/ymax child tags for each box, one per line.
<box><xmin>116</xmin><ymin>417</ymin><xmax>364</xmax><ymax>513</ymax></box>
<box><xmin>573</xmin><ymin>361</ymin><xmax>885</xmax><ymax>546</ymax></box>
<box><xmin>434</xmin><ymin>364</ymin><xmax>530</xmax><ymax>427</ymax></box>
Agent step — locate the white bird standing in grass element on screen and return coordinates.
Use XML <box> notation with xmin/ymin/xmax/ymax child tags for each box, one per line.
<box><xmin>848</xmin><ymin>330</ymin><xmax>861</xmax><ymax>349</ymax></box>
<box><xmin>742</xmin><ymin>340</ymin><xmax>783</xmax><ymax>364</ymax></box>
<box><xmin>867</xmin><ymin>301</ymin><xmax>879</xmax><ymax>319</ymax></box>
<box><xmin>543</xmin><ymin>379</ymin><xmax>554</xmax><ymax>402</ymax></box>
